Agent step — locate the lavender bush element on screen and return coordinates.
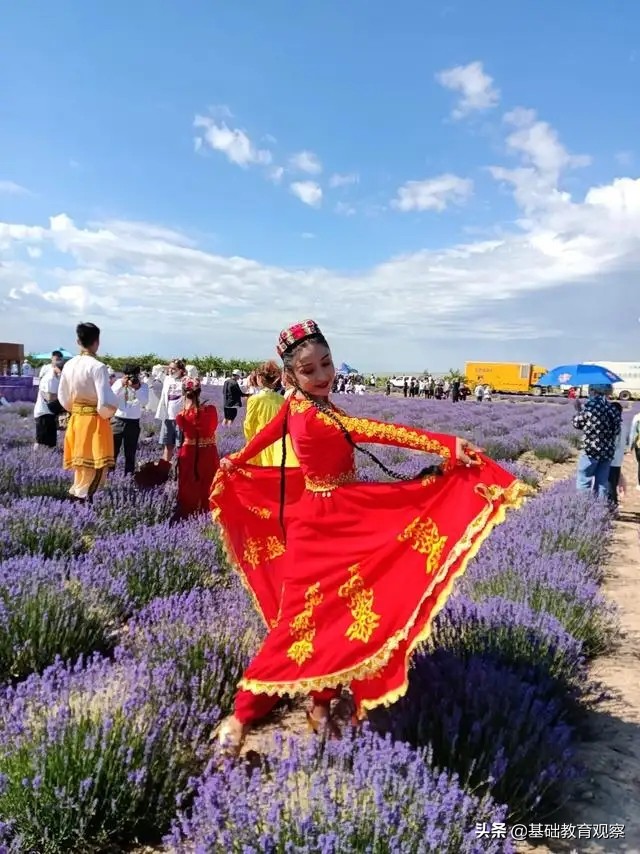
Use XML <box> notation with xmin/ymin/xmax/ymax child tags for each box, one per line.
<box><xmin>117</xmin><ymin>585</ymin><xmax>262</xmax><ymax>713</ymax></box>
<box><xmin>0</xmin><ymin>654</ymin><xmax>218</xmax><ymax>851</ymax></box>
<box><xmin>431</xmin><ymin>595</ymin><xmax>586</xmax><ymax>692</ymax></box>
<box><xmin>169</xmin><ymin>728</ymin><xmax>514</xmax><ymax>854</ymax></box>
<box><xmin>0</xmin><ymin>498</ymin><xmax>95</xmax><ymax>561</ymax></box>
<box><xmin>92</xmin><ymin>477</ymin><xmax>176</xmax><ymax>534</ymax></box>
<box><xmin>372</xmin><ymin>650</ymin><xmax>579</xmax><ymax>819</ymax></box>
<box><xmin>89</xmin><ymin>516</ymin><xmax>227</xmax><ymax>615</ymax></box>
<box><xmin>0</xmin><ymin>556</ymin><xmax>119</xmax><ymax>684</ymax></box>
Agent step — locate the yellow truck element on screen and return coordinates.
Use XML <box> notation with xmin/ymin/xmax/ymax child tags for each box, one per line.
<box><xmin>464</xmin><ymin>362</ymin><xmax>548</xmax><ymax>395</ymax></box>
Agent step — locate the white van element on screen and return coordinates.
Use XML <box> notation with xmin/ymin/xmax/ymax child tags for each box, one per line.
<box><xmin>583</xmin><ymin>361</ymin><xmax>640</xmax><ymax>400</ymax></box>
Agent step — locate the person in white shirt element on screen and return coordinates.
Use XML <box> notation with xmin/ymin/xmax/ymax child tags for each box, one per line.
<box><xmin>33</xmin><ymin>358</ymin><xmax>64</xmax><ymax>447</ymax></box>
<box><xmin>57</xmin><ymin>323</ymin><xmax>118</xmax><ymax>501</ymax></box>
<box><xmin>111</xmin><ymin>364</ymin><xmax>149</xmax><ymax>474</ymax></box>
<box><xmin>155</xmin><ymin>358</ymin><xmax>187</xmax><ymax>462</ymax></box>
<box><xmin>21</xmin><ymin>359</ymin><xmax>33</xmax><ymax>378</ymax></box>
<box><xmin>39</xmin><ymin>351</ymin><xmax>64</xmax><ymax>381</ymax></box>
<box><xmin>474</xmin><ymin>383</ymin><xmax>484</xmax><ymax>402</ymax></box>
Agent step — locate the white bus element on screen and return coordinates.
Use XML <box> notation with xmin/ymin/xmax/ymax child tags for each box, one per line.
<box><xmin>583</xmin><ymin>361</ymin><xmax>640</xmax><ymax>400</ymax></box>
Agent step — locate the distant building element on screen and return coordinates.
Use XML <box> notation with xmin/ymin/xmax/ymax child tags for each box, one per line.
<box><xmin>0</xmin><ymin>342</ymin><xmax>24</xmax><ymax>376</ymax></box>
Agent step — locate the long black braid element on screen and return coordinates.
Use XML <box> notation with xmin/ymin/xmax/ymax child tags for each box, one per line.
<box><xmin>277</xmin><ymin>335</ymin><xmax>442</xmax><ymax>538</ymax></box>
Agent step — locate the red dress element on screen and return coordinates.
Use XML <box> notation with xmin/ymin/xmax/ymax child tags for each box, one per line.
<box><xmin>210</xmin><ymin>397</ymin><xmax>528</xmax><ymax>716</ymax></box>
<box><xmin>176</xmin><ymin>404</ymin><xmax>220</xmax><ymax>518</ymax></box>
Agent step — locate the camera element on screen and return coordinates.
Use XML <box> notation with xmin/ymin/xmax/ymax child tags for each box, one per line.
<box><xmin>123</xmin><ymin>365</ymin><xmax>141</xmax><ymax>389</ymax></box>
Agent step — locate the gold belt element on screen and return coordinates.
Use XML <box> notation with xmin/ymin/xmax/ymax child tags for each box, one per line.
<box><xmin>71</xmin><ymin>404</ymin><xmax>98</xmax><ymax>415</ymax></box>
<box><xmin>304</xmin><ymin>471</ymin><xmax>357</xmax><ymax>496</ymax></box>
<box><xmin>182</xmin><ymin>438</ymin><xmax>217</xmax><ymax>446</ymax></box>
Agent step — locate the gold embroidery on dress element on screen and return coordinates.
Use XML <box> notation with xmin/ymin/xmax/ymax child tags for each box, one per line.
<box><xmin>289</xmin><ymin>398</ymin><xmax>313</xmax><ymax>415</ymax></box>
<box><xmin>398</xmin><ymin>517</ymin><xmax>448</xmax><ymax>575</ymax></box>
<box><xmin>315</xmin><ymin>411</ymin><xmax>452</xmax><ymax>459</ymax></box>
<box><xmin>242</xmin><ymin>534</ymin><xmax>286</xmax><ymax>568</ymax></box>
<box><xmin>304</xmin><ymin>470</ymin><xmax>357</xmax><ymax>494</ymax></box>
<box><xmin>338</xmin><ymin>564</ymin><xmax>381</xmax><ymax>643</ymax></box>
<box><xmin>287</xmin><ymin>582</ymin><xmax>323</xmax><ymax>665</ymax></box>
<box><xmin>266</xmin><ymin>535</ymin><xmax>286</xmax><ymax>560</ymax></box>
<box><xmin>248</xmin><ymin>505</ymin><xmax>271</xmax><ymax>519</ymax></box>
<box><xmin>243</xmin><ymin>538</ymin><xmax>262</xmax><ymax>569</ymax></box>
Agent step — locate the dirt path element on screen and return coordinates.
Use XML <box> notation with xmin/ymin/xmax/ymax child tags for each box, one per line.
<box><xmin>522</xmin><ymin>453</ymin><xmax>640</xmax><ymax>854</ymax></box>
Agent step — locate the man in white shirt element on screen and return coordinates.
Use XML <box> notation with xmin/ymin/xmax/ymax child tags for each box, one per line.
<box><xmin>58</xmin><ymin>322</ymin><xmax>118</xmax><ymax>501</ymax></box>
<box><xmin>155</xmin><ymin>358</ymin><xmax>186</xmax><ymax>462</ymax></box>
<box><xmin>21</xmin><ymin>359</ymin><xmax>33</xmax><ymax>377</ymax></box>
<box><xmin>111</xmin><ymin>364</ymin><xmax>149</xmax><ymax>474</ymax></box>
<box><xmin>33</xmin><ymin>358</ymin><xmax>64</xmax><ymax>447</ymax></box>
<box><xmin>39</xmin><ymin>350</ymin><xmax>64</xmax><ymax>381</ymax></box>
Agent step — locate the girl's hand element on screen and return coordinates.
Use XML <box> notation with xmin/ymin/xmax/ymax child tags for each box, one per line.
<box><xmin>219</xmin><ymin>457</ymin><xmax>236</xmax><ymax>473</ymax></box>
<box><xmin>455</xmin><ymin>438</ymin><xmax>484</xmax><ymax>466</ymax></box>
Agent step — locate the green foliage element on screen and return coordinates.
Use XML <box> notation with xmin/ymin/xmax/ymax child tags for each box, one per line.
<box><xmin>27</xmin><ymin>352</ymin><xmax>261</xmax><ymax>375</ymax></box>
<box><xmin>443</xmin><ymin>368</ymin><xmax>468</xmax><ymax>383</ymax></box>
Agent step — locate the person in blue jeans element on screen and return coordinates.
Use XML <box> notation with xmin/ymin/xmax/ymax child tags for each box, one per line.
<box><xmin>573</xmin><ymin>384</ymin><xmax>622</xmax><ymax>498</ymax></box>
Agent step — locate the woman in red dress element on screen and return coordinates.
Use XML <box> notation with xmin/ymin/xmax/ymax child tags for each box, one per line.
<box><xmin>210</xmin><ymin>320</ymin><xmax>529</xmax><ymax>754</ymax></box>
<box><xmin>175</xmin><ymin>377</ymin><xmax>219</xmax><ymax>518</ymax></box>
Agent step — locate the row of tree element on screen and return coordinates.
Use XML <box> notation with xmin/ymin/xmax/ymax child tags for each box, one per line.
<box><xmin>27</xmin><ymin>353</ymin><xmax>262</xmax><ymax>376</ymax></box>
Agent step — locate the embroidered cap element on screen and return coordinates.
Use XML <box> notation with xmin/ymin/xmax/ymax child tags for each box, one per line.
<box><xmin>182</xmin><ymin>376</ymin><xmax>201</xmax><ymax>393</ymax></box>
<box><xmin>276</xmin><ymin>319</ymin><xmax>322</xmax><ymax>358</ymax></box>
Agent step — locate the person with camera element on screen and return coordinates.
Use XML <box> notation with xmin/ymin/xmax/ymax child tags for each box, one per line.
<box><xmin>111</xmin><ymin>364</ymin><xmax>149</xmax><ymax>475</ymax></box>
<box><xmin>33</xmin><ymin>357</ymin><xmax>65</xmax><ymax>448</ymax></box>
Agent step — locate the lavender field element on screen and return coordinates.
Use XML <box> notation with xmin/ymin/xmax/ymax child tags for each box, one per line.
<box><xmin>0</xmin><ymin>393</ymin><xmax>619</xmax><ymax>853</ymax></box>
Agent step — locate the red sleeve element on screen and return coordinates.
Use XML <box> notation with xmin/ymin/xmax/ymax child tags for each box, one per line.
<box><xmin>229</xmin><ymin>401</ymin><xmax>289</xmax><ymax>464</ymax></box>
<box><xmin>315</xmin><ymin>410</ymin><xmax>457</xmax><ymax>465</ymax></box>
<box><xmin>175</xmin><ymin>411</ymin><xmax>186</xmax><ymax>431</ymax></box>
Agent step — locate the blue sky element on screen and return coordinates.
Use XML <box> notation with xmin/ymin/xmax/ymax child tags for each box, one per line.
<box><xmin>1</xmin><ymin>0</ymin><xmax>639</xmax><ymax>370</ymax></box>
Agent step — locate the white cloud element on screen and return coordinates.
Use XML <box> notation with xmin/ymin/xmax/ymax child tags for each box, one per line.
<box><xmin>290</xmin><ymin>181</ymin><xmax>323</xmax><ymax>208</ymax></box>
<box><xmin>329</xmin><ymin>173</ymin><xmax>359</xmax><ymax>188</ymax></box>
<box><xmin>335</xmin><ymin>202</ymin><xmax>356</xmax><ymax>216</ymax></box>
<box><xmin>193</xmin><ymin>115</ymin><xmax>272</xmax><ymax>168</ymax></box>
<box><xmin>2</xmin><ymin>166</ymin><xmax>640</xmax><ymax>367</ymax></box>
<box><xmin>489</xmin><ymin>107</ymin><xmax>591</xmax><ymax>214</ymax></box>
<box><xmin>436</xmin><ymin>61</ymin><xmax>499</xmax><ymax>118</ymax></box>
<box><xmin>289</xmin><ymin>150</ymin><xmax>323</xmax><ymax>175</ymax></box>
<box><xmin>267</xmin><ymin>166</ymin><xmax>284</xmax><ymax>184</ymax></box>
<box><xmin>392</xmin><ymin>174</ymin><xmax>473</xmax><ymax>212</ymax></box>
<box><xmin>0</xmin><ymin>180</ymin><xmax>29</xmax><ymax>195</ymax></box>
<box><xmin>301</xmin><ymin>232</ymin><xmax>316</xmax><ymax>239</ymax></box>
<box><xmin>615</xmin><ymin>150</ymin><xmax>633</xmax><ymax>167</ymax></box>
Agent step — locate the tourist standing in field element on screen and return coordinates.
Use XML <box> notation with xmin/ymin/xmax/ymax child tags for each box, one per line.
<box><xmin>243</xmin><ymin>360</ymin><xmax>298</xmax><ymax>467</ymax></box>
<box><xmin>111</xmin><ymin>364</ymin><xmax>149</xmax><ymax>475</ymax></box>
<box><xmin>57</xmin><ymin>323</ymin><xmax>118</xmax><ymax>501</ymax></box>
<box><xmin>607</xmin><ymin>401</ymin><xmax>626</xmax><ymax>505</ymax></box>
<box><xmin>175</xmin><ymin>376</ymin><xmax>219</xmax><ymax>518</ymax></box>
<box><xmin>627</xmin><ymin>408</ymin><xmax>640</xmax><ymax>491</ymax></box>
<box><xmin>156</xmin><ymin>359</ymin><xmax>187</xmax><ymax>462</ymax></box>
<box><xmin>222</xmin><ymin>370</ymin><xmax>248</xmax><ymax>425</ymax></box>
<box><xmin>210</xmin><ymin>319</ymin><xmax>528</xmax><ymax>756</ymax></box>
<box><xmin>573</xmin><ymin>384</ymin><xmax>622</xmax><ymax>498</ymax></box>
<box><xmin>33</xmin><ymin>357</ymin><xmax>64</xmax><ymax>448</ymax></box>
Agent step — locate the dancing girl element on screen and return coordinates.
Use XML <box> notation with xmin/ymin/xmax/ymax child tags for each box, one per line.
<box><xmin>210</xmin><ymin>320</ymin><xmax>528</xmax><ymax>755</ymax></box>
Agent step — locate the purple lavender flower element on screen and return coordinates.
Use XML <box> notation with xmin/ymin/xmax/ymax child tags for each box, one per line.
<box><xmin>169</xmin><ymin>728</ymin><xmax>514</xmax><ymax>853</ymax></box>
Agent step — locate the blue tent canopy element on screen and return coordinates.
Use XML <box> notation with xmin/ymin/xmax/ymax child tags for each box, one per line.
<box><xmin>31</xmin><ymin>347</ymin><xmax>74</xmax><ymax>361</ymax></box>
<box><xmin>338</xmin><ymin>362</ymin><xmax>358</xmax><ymax>374</ymax></box>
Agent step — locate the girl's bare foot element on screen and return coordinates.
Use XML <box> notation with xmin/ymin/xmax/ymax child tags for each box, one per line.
<box><xmin>213</xmin><ymin>715</ymin><xmax>247</xmax><ymax>757</ymax></box>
